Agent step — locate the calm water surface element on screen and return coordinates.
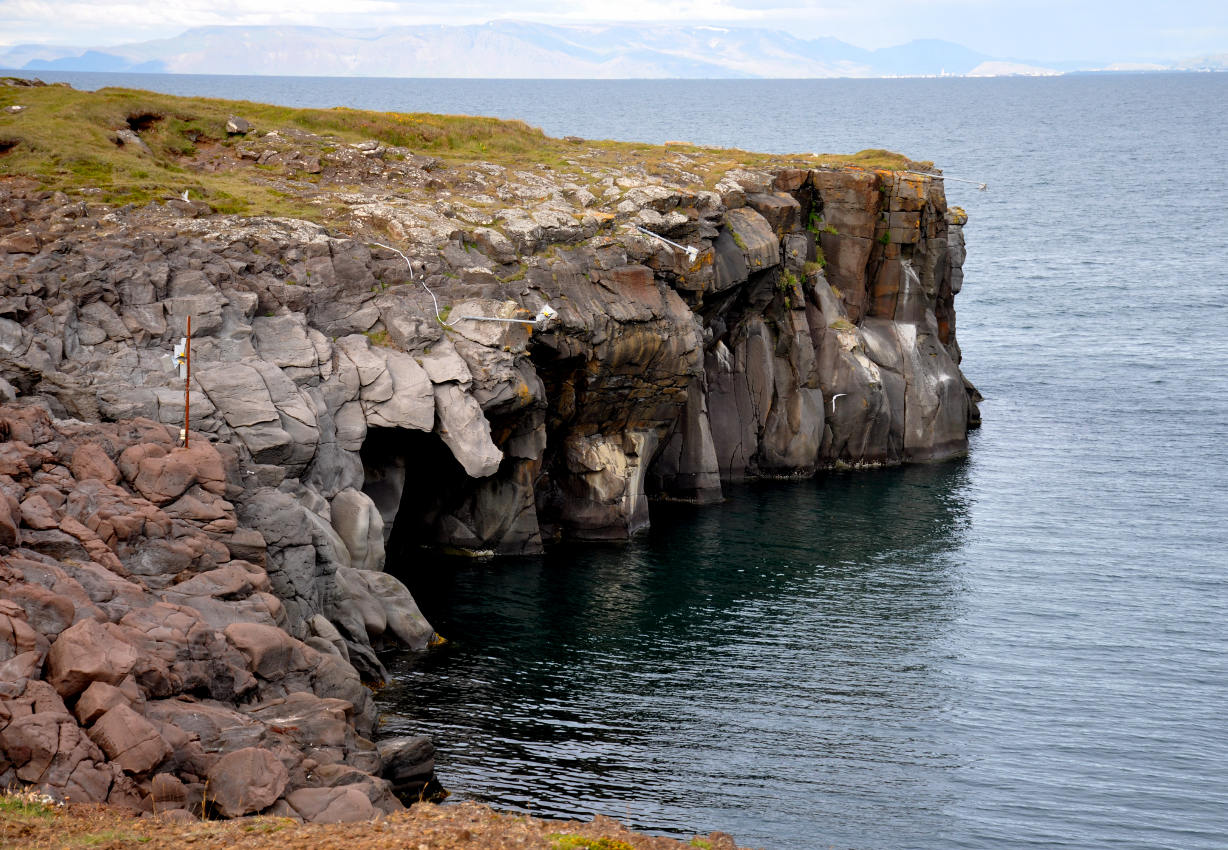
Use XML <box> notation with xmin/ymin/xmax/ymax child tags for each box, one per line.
<box><xmin>23</xmin><ymin>70</ymin><xmax>1228</xmax><ymax>849</ymax></box>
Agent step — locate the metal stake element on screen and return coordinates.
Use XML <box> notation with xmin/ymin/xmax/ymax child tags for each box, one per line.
<box><xmin>184</xmin><ymin>315</ymin><xmax>191</xmax><ymax>448</ymax></box>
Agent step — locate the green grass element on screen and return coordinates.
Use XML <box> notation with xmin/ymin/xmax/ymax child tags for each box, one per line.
<box><xmin>549</xmin><ymin>835</ymin><xmax>636</xmax><ymax>850</ymax></box>
<box><xmin>75</xmin><ymin>829</ymin><xmax>149</xmax><ymax>845</ymax></box>
<box><xmin>0</xmin><ymin>80</ymin><xmax>928</xmax><ymax>229</ymax></box>
<box><xmin>0</xmin><ymin>788</ymin><xmax>59</xmax><ymax>819</ymax></box>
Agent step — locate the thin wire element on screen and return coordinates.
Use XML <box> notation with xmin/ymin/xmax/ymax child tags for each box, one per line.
<box><xmin>634</xmin><ymin>225</ymin><xmax>699</xmax><ymax>261</ymax></box>
<box><xmin>369</xmin><ymin>241</ymin><xmax>460</xmax><ymax>326</ymax></box>
<box><xmin>901</xmin><ymin>170</ymin><xmax>988</xmax><ymax>191</ymax></box>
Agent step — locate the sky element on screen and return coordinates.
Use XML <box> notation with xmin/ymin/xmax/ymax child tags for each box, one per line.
<box><xmin>1</xmin><ymin>0</ymin><xmax>1226</xmax><ymax>63</ymax></box>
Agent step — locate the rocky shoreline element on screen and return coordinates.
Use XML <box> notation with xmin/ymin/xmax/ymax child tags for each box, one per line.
<box><xmin>1</xmin><ymin>81</ymin><xmax>978</xmax><ymax>826</ymax></box>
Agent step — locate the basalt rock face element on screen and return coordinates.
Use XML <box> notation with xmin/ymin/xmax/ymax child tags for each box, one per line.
<box><xmin>1</xmin><ymin>161</ymin><xmax>976</xmax><ymax>557</ymax></box>
<box><xmin>0</xmin><ymin>152</ymin><xmax>975</xmax><ymax>812</ymax></box>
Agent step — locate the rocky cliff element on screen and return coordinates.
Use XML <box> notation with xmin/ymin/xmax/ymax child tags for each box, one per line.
<box><xmin>0</xmin><ymin>82</ymin><xmax>978</xmax><ymax>821</ymax></box>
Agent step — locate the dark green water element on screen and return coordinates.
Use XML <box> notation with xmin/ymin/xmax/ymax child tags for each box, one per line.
<box><xmin>381</xmin><ymin>464</ymin><xmax>977</xmax><ymax>845</ymax></box>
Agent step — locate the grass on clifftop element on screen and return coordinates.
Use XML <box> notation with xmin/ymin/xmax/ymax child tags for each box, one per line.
<box><xmin>0</xmin><ymin>79</ymin><xmax>926</xmax><ymax>221</ymax></box>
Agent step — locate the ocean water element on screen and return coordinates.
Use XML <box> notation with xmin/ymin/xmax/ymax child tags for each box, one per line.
<box><xmin>20</xmin><ymin>70</ymin><xmax>1228</xmax><ymax>849</ymax></box>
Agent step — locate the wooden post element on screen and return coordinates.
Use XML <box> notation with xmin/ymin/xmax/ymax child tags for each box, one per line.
<box><xmin>184</xmin><ymin>315</ymin><xmax>191</xmax><ymax>448</ymax></box>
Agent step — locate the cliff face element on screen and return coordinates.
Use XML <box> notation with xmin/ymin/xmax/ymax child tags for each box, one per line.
<box><xmin>2</xmin><ymin>160</ymin><xmax>975</xmax><ymax>557</ymax></box>
<box><xmin>0</xmin><ymin>95</ymin><xmax>977</xmax><ymax>816</ymax></box>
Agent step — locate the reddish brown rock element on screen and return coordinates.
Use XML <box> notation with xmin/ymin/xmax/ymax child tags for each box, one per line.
<box><xmin>70</xmin><ymin>442</ymin><xmax>120</xmax><ymax>484</ymax></box>
<box><xmin>87</xmin><ymin>703</ymin><xmax>169</xmax><ymax>774</ymax></box>
<box><xmin>19</xmin><ymin>493</ymin><xmax>59</xmax><ymax>529</ymax></box>
<box><xmin>0</xmin><ymin>604</ymin><xmax>45</xmax><ymax>661</ymax></box>
<box><xmin>204</xmin><ymin>747</ymin><xmax>288</xmax><ymax>817</ymax></box>
<box><xmin>3</xmin><ymin>582</ymin><xmax>74</xmax><ymax>639</ymax></box>
<box><xmin>0</xmin><ymin>711</ymin><xmax>116</xmax><ymax>801</ymax></box>
<box><xmin>0</xmin><ymin>649</ymin><xmax>43</xmax><ymax>689</ymax></box>
<box><xmin>131</xmin><ymin>450</ymin><xmax>197</xmax><ymax>506</ymax></box>
<box><xmin>74</xmin><ymin>680</ymin><xmax>134</xmax><ymax>726</ymax></box>
<box><xmin>58</xmin><ymin>515</ymin><xmax>125</xmax><ymax>573</ymax></box>
<box><xmin>150</xmin><ymin>772</ymin><xmax>188</xmax><ymax>809</ymax></box>
<box><xmin>178</xmin><ymin>444</ymin><xmax>228</xmax><ymax>496</ymax></box>
<box><xmin>223</xmin><ymin>621</ymin><xmax>306</xmax><ymax>680</ymax></box>
<box><xmin>117</xmin><ymin>443</ymin><xmax>165</xmax><ymax>484</ymax></box>
<box><xmin>284</xmin><ymin>785</ymin><xmax>376</xmax><ymax>823</ymax></box>
<box><xmin>0</xmin><ymin>497</ymin><xmax>18</xmax><ymax>547</ymax></box>
<box><xmin>45</xmin><ymin>617</ymin><xmax>140</xmax><ymax>697</ymax></box>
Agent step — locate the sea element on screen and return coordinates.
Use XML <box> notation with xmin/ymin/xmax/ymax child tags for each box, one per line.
<box><xmin>14</xmin><ymin>70</ymin><xmax>1228</xmax><ymax>850</ymax></box>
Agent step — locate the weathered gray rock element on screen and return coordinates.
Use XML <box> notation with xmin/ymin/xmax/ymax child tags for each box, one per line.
<box><xmin>433</xmin><ymin>382</ymin><xmax>502</xmax><ymax>479</ymax></box>
<box><xmin>329</xmin><ymin>488</ymin><xmax>385</xmax><ymax>571</ymax></box>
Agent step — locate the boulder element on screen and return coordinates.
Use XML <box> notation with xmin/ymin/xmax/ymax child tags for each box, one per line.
<box><xmin>329</xmin><ymin>488</ymin><xmax>385</xmax><ymax>571</ymax></box>
<box><xmin>284</xmin><ymin>786</ymin><xmax>376</xmax><ymax>823</ymax></box>
<box><xmin>45</xmin><ymin>618</ymin><xmax>139</xmax><ymax>698</ymax></box>
<box><xmin>377</xmin><ymin>735</ymin><xmax>435</xmax><ymax>799</ymax></box>
<box><xmin>205</xmin><ymin>746</ymin><xmax>288</xmax><ymax>817</ymax></box>
<box><xmin>70</xmin><ymin>442</ymin><xmax>120</xmax><ymax>484</ymax></box>
<box><xmin>74</xmin><ymin>680</ymin><xmax>135</xmax><ymax>726</ymax></box>
<box><xmin>87</xmin><ymin>702</ymin><xmax>169</xmax><ymax>774</ymax></box>
<box><xmin>223</xmin><ymin>621</ymin><xmax>305</xmax><ymax>680</ymax></box>
<box><xmin>433</xmin><ymin>382</ymin><xmax>502</xmax><ymax>479</ymax></box>
<box><xmin>131</xmin><ymin>451</ymin><xmax>196</xmax><ymax>505</ymax></box>
<box><xmin>0</xmin><ymin>498</ymin><xmax>18</xmax><ymax>547</ymax></box>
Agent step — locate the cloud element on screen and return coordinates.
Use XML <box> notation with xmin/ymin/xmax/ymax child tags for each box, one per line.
<box><xmin>1</xmin><ymin>0</ymin><xmax>1225</xmax><ymax>60</ymax></box>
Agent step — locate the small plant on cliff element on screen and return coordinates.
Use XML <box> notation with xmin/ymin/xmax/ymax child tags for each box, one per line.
<box><xmin>437</xmin><ymin>304</ymin><xmax>452</xmax><ymax>324</ymax></box>
<box><xmin>364</xmin><ymin>329</ymin><xmax>391</xmax><ymax>347</ymax></box>
<box><xmin>778</xmin><ymin>268</ymin><xmax>799</xmax><ymax>292</ymax></box>
<box><xmin>877</xmin><ymin>231</ymin><xmax>891</xmax><ymax>246</ymax></box>
<box><xmin>804</xmin><ymin>258</ymin><xmax>826</xmax><ymax>275</ymax></box>
<box><xmin>730</xmin><ymin>230</ymin><xmax>747</xmax><ymax>250</ymax></box>
<box><xmin>829</xmin><ymin>318</ymin><xmax>856</xmax><ymax>332</ymax></box>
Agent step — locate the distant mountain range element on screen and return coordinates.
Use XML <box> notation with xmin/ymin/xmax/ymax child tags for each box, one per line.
<box><xmin>1</xmin><ymin>22</ymin><xmax>1224</xmax><ymax>79</ymax></box>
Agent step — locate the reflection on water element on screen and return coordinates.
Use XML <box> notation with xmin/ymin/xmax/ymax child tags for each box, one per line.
<box><xmin>380</xmin><ymin>461</ymin><xmax>972</xmax><ymax>847</ymax></box>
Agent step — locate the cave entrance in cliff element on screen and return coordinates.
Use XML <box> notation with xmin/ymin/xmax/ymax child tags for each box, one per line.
<box><xmin>359</xmin><ymin>427</ymin><xmax>468</xmax><ymax>567</ymax></box>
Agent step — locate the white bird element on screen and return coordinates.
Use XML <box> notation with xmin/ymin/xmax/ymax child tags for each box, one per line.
<box><xmin>830</xmin><ymin>392</ymin><xmax>847</xmax><ymax>413</ymax></box>
<box><xmin>181</xmin><ymin>190</ymin><xmax>190</xmax><ymax>202</ymax></box>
